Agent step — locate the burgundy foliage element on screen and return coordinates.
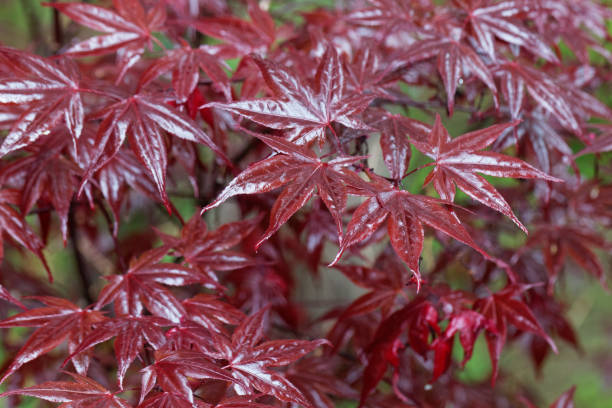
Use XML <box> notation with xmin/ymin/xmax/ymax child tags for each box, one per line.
<box><xmin>0</xmin><ymin>0</ymin><xmax>610</xmax><ymax>407</ymax></box>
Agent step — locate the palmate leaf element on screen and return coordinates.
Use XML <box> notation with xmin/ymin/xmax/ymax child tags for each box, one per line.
<box><xmin>496</xmin><ymin>62</ymin><xmax>612</xmax><ymax>136</ymax></box>
<box><xmin>364</xmin><ymin>108</ymin><xmax>430</xmax><ymax>182</ymax></box>
<box><xmin>331</xmin><ymin>174</ymin><xmax>491</xmax><ymax>288</ymax></box>
<box><xmin>475</xmin><ymin>285</ymin><xmax>557</xmax><ymax>384</ymax></box>
<box><xmin>0</xmin><ymin>130</ymin><xmax>84</xmax><ymax>245</ymax></box>
<box><xmin>431</xmin><ymin>309</ymin><xmax>494</xmax><ymax>381</ymax></box>
<box><xmin>79</xmin><ymin>91</ymin><xmax>229</xmax><ymax>210</ymax></box>
<box><xmin>202</xmin><ymin>131</ymin><xmax>369</xmax><ymax>246</ymax></box>
<box><xmin>66</xmin><ymin>316</ymin><xmax>171</xmax><ymax>389</ymax></box>
<box><xmin>394</xmin><ymin>36</ymin><xmax>498</xmax><ymax>115</ymax></box>
<box><xmin>46</xmin><ymin>0</ymin><xmax>166</xmax><ymax>81</ymax></box>
<box><xmin>0</xmin><ymin>297</ymin><xmax>106</xmax><ymax>383</ymax></box>
<box><xmin>140</xmin><ymin>42</ymin><xmax>231</xmax><ymax>102</ymax></box>
<box><xmin>460</xmin><ymin>0</ymin><xmax>558</xmax><ymax>62</ymax></box>
<box><xmin>140</xmin><ymin>351</ymin><xmax>238</xmax><ymax>404</ymax></box>
<box><xmin>157</xmin><ymin>215</ymin><xmax>259</xmax><ymax>284</ymax></box>
<box><xmin>410</xmin><ymin>114</ymin><xmax>561</xmax><ymax>233</ymax></box>
<box><xmin>0</xmin><ymin>189</ymin><xmax>51</xmax><ymax>280</ymax></box>
<box><xmin>358</xmin><ymin>298</ymin><xmax>438</xmax><ymax>406</ymax></box>
<box><xmin>95</xmin><ymin>247</ymin><xmax>215</xmax><ymax>323</ymax></box>
<box><xmin>527</xmin><ymin>225</ymin><xmax>610</xmax><ymax>288</ymax></box>
<box><xmin>0</xmin><ymin>372</ymin><xmax>131</xmax><ymax>408</ymax></box>
<box><xmin>194</xmin><ymin>0</ymin><xmax>277</xmax><ymax>57</ymax></box>
<box><xmin>207</xmin><ymin>46</ymin><xmax>373</xmax><ymax>146</ymax></box>
<box><xmin>0</xmin><ymin>48</ymin><xmax>84</xmax><ymax>154</ymax></box>
<box><xmin>212</xmin><ymin>308</ymin><xmax>329</xmax><ymax>408</ymax></box>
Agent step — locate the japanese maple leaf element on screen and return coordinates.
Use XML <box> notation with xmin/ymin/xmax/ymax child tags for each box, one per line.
<box><xmin>475</xmin><ymin>285</ymin><xmax>557</xmax><ymax>383</ymax></box>
<box><xmin>140</xmin><ymin>41</ymin><xmax>231</xmax><ymax>102</ymax></box>
<box><xmin>0</xmin><ymin>131</ymin><xmax>83</xmax><ymax>245</ymax></box>
<box><xmin>575</xmin><ymin>131</ymin><xmax>612</xmax><ymax>156</ymax></box>
<box><xmin>431</xmin><ymin>309</ymin><xmax>495</xmax><ymax>381</ymax></box>
<box><xmin>394</xmin><ymin>36</ymin><xmax>497</xmax><ymax>115</ymax></box>
<box><xmin>79</xmin><ymin>91</ymin><xmax>228</xmax><ymax>210</ymax></box>
<box><xmin>495</xmin><ymin>62</ymin><xmax>611</xmax><ymax>136</ymax></box>
<box><xmin>0</xmin><ymin>372</ymin><xmax>130</xmax><ymax>408</ymax></box>
<box><xmin>138</xmin><ymin>392</ymin><xmax>203</xmax><ymax>408</ymax></box>
<box><xmin>521</xmin><ymin>385</ymin><xmax>576</xmax><ymax>408</ymax></box>
<box><xmin>527</xmin><ymin>225</ymin><xmax>610</xmax><ymax>288</ymax></box>
<box><xmin>346</xmin><ymin>0</ymin><xmax>432</xmax><ymax>30</ymax></box>
<box><xmin>217</xmin><ymin>308</ymin><xmax>328</xmax><ymax>407</ymax></box>
<box><xmin>87</xmin><ymin>148</ymin><xmax>163</xmax><ymax>235</ymax></box>
<box><xmin>157</xmin><ymin>215</ymin><xmax>259</xmax><ymax>287</ymax></box>
<box><xmin>140</xmin><ymin>350</ymin><xmax>237</xmax><ymax>404</ymax></box>
<box><xmin>364</xmin><ymin>108</ymin><xmax>430</xmax><ymax>181</ymax></box>
<box><xmin>46</xmin><ymin>0</ymin><xmax>166</xmax><ymax>81</ymax></box>
<box><xmin>409</xmin><ymin>114</ymin><xmax>560</xmax><ymax>233</ymax></box>
<box><xmin>138</xmin><ymin>393</ymin><xmax>275</xmax><ymax>408</ymax></box>
<box><xmin>66</xmin><ymin>316</ymin><xmax>171</xmax><ymax>389</ymax></box>
<box><xmin>526</xmin><ymin>291</ymin><xmax>578</xmax><ymax>373</ymax></box>
<box><xmin>183</xmin><ymin>294</ymin><xmax>246</xmax><ymax>334</ymax></box>
<box><xmin>0</xmin><ymin>189</ymin><xmax>51</xmax><ymax>280</ymax></box>
<box><xmin>0</xmin><ymin>297</ymin><xmax>106</xmax><ymax>383</ymax></box>
<box><xmin>0</xmin><ymin>284</ymin><xmax>25</xmax><ymax>310</ymax></box>
<box><xmin>206</xmin><ymin>46</ymin><xmax>373</xmax><ymax>146</ymax></box>
<box><xmin>332</xmin><ymin>249</ymin><xmax>413</xmax><ymax>325</ymax></box>
<box><xmin>202</xmin><ymin>132</ymin><xmax>369</xmax><ymax>245</ymax></box>
<box><xmin>342</xmin><ymin>46</ymin><xmax>395</xmax><ymax>96</ymax></box>
<box><xmin>0</xmin><ymin>48</ymin><xmax>84</xmax><ymax>154</ymax></box>
<box><xmin>493</xmin><ymin>110</ymin><xmax>573</xmax><ymax>175</ymax></box>
<box><xmin>359</xmin><ymin>298</ymin><xmax>439</xmax><ymax>406</ymax></box>
<box><xmin>95</xmin><ymin>247</ymin><xmax>213</xmax><ymax>322</ymax></box>
<box><xmin>331</xmin><ymin>174</ymin><xmax>491</xmax><ymax>287</ymax></box>
<box><xmin>286</xmin><ymin>356</ymin><xmax>359</xmax><ymax>408</ymax></box>
<box><xmin>459</xmin><ymin>0</ymin><xmax>558</xmax><ymax>62</ymax></box>
<box><xmin>194</xmin><ymin>0</ymin><xmax>277</xmax><ymax>57</ymax></box>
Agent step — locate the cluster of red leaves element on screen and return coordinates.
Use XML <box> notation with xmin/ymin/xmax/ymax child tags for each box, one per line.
<box><xmin>0</xmin><ymin>0</ymin><xmax>610</xmax><ymax>407</ymax></box>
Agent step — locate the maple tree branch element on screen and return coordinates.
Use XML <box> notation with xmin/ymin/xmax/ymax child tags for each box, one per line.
<box><xmin>50</xmin><ymin>0</ymin><xmax>63</xmax><ymax>49</ymax></box>
<box><xmin>373</xmin><ymin>94</ymin><xmax>482</xmax><ymax>114</ymax></box>
<box><xmin>68</xmin><ymin>202</ymin><xmax>94</xmax><ymax>305</ymax></box>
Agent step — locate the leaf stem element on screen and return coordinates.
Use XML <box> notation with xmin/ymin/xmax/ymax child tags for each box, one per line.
<box><xmin>402</xmin><ymin>162</ymin><xmax>434</xmax><ymax>180</ymax></box>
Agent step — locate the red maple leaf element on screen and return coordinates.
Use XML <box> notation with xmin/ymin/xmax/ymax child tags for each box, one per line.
<box><xmin>46</xmin><ymin>0</ymin><xmax>166</xmax><ymax>81</ymax></box>
<box><xmin>0</xmin><ymin>297</ymin><xmax>105</xmax><ymax>383</ymax></box>
<box><xmin>0</xmin><ymin>372</ymin><xmax>130</xmax><ymax>408</ymax></box>
<box><xmin>459</xmin><ymin>0</ymin><xmax>558</xmax><ymax>62</ymax></box>
<box><xmin>202</xmin><ymin>131</ymin><xmax>369</xmax><ymax>245</ymax></box>
<box><xmin>157</xmin><ymin>215</ymin><xmax>259</xmax><ymax>288</ymax></box>
<box><xmin>79</xmin><ymin>91</ymin><xmax>229</xmax><ymax>210</ymax></box>
<box><xmin>475</xmin><ymin>284</ymin><xmax>557</xmax><ymax>383</ymax></box>
<box><xmin>0</xmin><ymin>189</ymin><xmax>51</xmax><ymax>280</ymax></box>
<box><xmin>331</xmin><ymin>174</ymin><xmax>492</xmax><ymax>287</ymax></box>
<box><xmin>217</xmin><ymin>307</ymin><xmax>328</xmax><ymax>407</ymax></box>
<box><xmin>140</xmin><ymin>350</ymin><xmax>237</xmax><ymax>404</ymax></box>
<box><xmin>95</xmin><ymin>247</ymin><xmax>213</xmax><ymax>323</ymax></box>
<box><xmin>140</xmin><ymin>41</ymin><xmax>231</xmax><ymax>102</ymax></box>
<box><xmin>207</xmin><ymin>46</ymin><xmax>373</xmax><ymax>147</ymax></box>
<box><xmin>409</xmin><ymin>114</ymin><xmax>560</xmax><ymax>232</ymax></box>
<box><xmin>194</xmin><ymin>0</ymin><xmax>278</xmax><ymax>57</ymax></box>
<box><xmin>66</xmin><ymin>315</ymin><xmax>171</xmax><ymax>389</ymax></box>
<box><xmin>394</xmin><ymin>35</ymin><xmax>498</xmax><ymax>115</ymax></box>
<box><xmin>0</xmin><ymin>47</ymin><xmax>85</xmax><ymax>154</ymax></box>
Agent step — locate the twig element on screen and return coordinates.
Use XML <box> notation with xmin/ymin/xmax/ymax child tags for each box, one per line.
<box><xmin>68</xmin><ymin>202</ymin><xmax>94</xmax><ymax>304</ymax></box>
<box><xmin>50</xmin><ymin>0</ymin><xmax>63</xmax><ymax>49</ymax></box>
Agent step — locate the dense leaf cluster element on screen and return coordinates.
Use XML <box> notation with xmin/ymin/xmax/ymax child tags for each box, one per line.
<box><xmin>0</xmin><ymin>0</ymin><xmax>610</xmax><ymax>407</ymax></box>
